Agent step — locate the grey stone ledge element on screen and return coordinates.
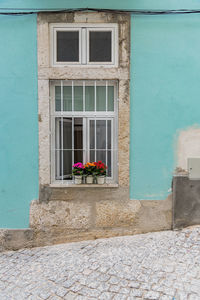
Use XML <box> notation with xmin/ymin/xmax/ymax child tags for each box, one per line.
<box><xmin>50</xmin><ymin>183</ymin><xmax>119</xmax><ymax>188</ymax></box>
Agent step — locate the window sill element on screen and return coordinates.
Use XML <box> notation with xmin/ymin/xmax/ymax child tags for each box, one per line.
<box><xmin>50</xmin><ymin>183</ymin><xmax>118</xmax><ymax>188</ymax></box>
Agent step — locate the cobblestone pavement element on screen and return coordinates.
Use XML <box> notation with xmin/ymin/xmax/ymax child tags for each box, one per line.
<box><xmin>0</xmin><ymin>227</ymin><xmax>200</xmax><ymax>300</ymax></box>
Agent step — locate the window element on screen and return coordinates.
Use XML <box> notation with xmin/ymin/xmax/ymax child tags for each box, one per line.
<box><xmin>51</xmin><ymin>24</ymin><xmax>118</xmax><ymax>66</ymax></box>
<box><xmin>50</xmin><ymin>80</ymin><xmax>118</xmax><ymax>184</ymax></box>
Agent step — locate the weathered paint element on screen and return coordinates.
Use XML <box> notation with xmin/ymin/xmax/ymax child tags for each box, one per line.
<box><xmin>177</xmin><ymin>125</ymin><xmax>200</xmax><ymax>171</ymax></box>
<box><xmin>130</xmin><ymin>14</ymin><xmax>200</xmax><ymax>200</ymax></box>
<box><xmin>0</xmin><ymin>14</ymin><xmax>38</xmax><ymax>228</ymax></box>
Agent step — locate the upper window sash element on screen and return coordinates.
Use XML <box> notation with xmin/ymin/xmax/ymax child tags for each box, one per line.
<box><xmin>53</xmin><ymin>28</ymin><xmax>82</xmax><ymax>65</ymax></box>
<box><xmin>50</xmin><ymin>23</ymin><xmax>118</xmax><ymax>67</ymax></box>
<box><xmin>87</xmin><ymin>28</ymin><xmax>115</xmax><ymax>65</ymax></box>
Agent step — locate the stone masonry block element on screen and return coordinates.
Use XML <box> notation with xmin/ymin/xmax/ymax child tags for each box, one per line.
<box><xmin>95</xmin><ymin>199</ymin><xmax>141</xmax><ymax>228</ymax></box>
<box><xmin>30</xmin><ymin>200</ymin><xmax>92</xmax><ymax>230</ymax></box>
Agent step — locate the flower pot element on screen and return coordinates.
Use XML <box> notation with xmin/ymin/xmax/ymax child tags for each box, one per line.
<box><xmin>97</xmin><ymin>176</ymin><xmax>105</xmax><ymax>184</ymax></box>
<box><xmin>74</xmin><ymin>175</ymin><xmax>82</xmax><ymax>184</ymax></box>
<box><xmin>86</xmin><ymin>175</ymin><xmax>93</xmax><ymax>184</ymax></box>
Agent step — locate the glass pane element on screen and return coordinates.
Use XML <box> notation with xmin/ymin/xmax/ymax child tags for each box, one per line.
<box><xmin>63</xmin><ymin>86</ymin><xmax>72</xmax><ymax>111</ymax></box>
<box><xmin>63</xmin><ymin>118</ymin><xmax>72</xmax><ymax>150</ymax></box>
<box><xmin>57</xmin><ymin>31</ymin><xmax>79</xmax><ymax>62</ymax></box>
<box><xmin>96</xmin><ymin>86</ymin><xmax>106</xmax><ymax>111</ymax></box>
<box><xmin>107</xmin><ymin>150</ymin><xmax>111</xmax><ymax>177</ymax></box>
<box><xmin>96</xmin><ymin>150</ymin><xmax>106</xmax><ymax>164</ymax></box>
<box><xmin>90</xmin><ymin>120</ymin><xmax>95</xmax><ymax>149</ymax></box>
<box><xmin>90</xmin><ymin>150</ymin><xmax>95</xmax><ymax>162</ymax></box>
<box><xmin>107</xmin><ymin>120</ymin><xmax>111</xmax><ymax>150</ymax></box>
<box><xmin>108</xmin><ymin>86</ymin><xmax>114</xmax><ymax>111</ymax></box>
<box><xmin>74</xmin><ymin>118</ymin><xmax>83</xmax><ymax>150</ymax></box>
<box><xmin>85</xmin><ymin>86</ymin><xmax>95</xmax><ymax>111</ymax></box>
<box><xmin>55</xmin><ymin>86</ymin><xmax>61</xmax><ymax>111</ymax></box>
<box><xmin>89</xmin><ymin>31</ymin><xmax>112</xmax><ymax>62</ymax></box>
<box><xmin>55</xmin><ymin>118</ymin><xmax>72</xmax><ymax>150</ymax></box>
<box><xmin>55</xmin><ymin>150</ymin><xmax>72</xmax><ymax>180</ymax></box>
<box><xmin>74</xmin><ymin>86</ymin><xmax>83</xmax><ymax>111</ymax></box>
<box><xmin>74</xmin><ymin>150</ymin><xmax>83</xmax><ymax>164</ymax></box>
<box><xmin>63</xmin><ymin>150</ymin><xmax>72</xmax><ymax>179</ymax></box>
<box><xmin>96</xmin><ymin>120</ymin><xmax>106</xmax><ymax>149</ymax></box>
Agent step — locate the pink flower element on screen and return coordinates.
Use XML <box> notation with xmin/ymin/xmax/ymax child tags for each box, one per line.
<box><xmin>72</xmin><ymin>162</ymin><xmax>84</xmax><ymax>169</ymax></box>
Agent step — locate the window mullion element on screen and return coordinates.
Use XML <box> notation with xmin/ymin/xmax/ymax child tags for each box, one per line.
<box><xmin>112</xmin><ymin>118</ymin><xmax>114</xmax><ymax>181</ymax></box>
<box><xmin>94</xmin><ymin>80</ymin><xmax>96</xmax><ymax>113</ymax></box>
<box><xmin>95</xmin><ymin>119</ymin><xmax>96</xmax><ymax>162</ymax></box>
<box><xmin>61</xmin><ymin>80</ymin><xmax>64</xmax><ymax>183</ymax></box>
<box><xmin>106</xmin><ymin>120</ymin><xmax>108</xmax><ymax>176</ymax></box>
<box><xmin>72</xmin><ymin>80</ymin><xmax>74</xmax><ymax>112</ymax></box>
<box><xmin>72</xmin><ymin>117</ymin><xmax>74</xmax><ymax>169</ymax></box>
<box><xmin>83</xmin><ymin>117</ymin><xmax>87</xmax><ymax>164</ymax></box>
<box><xmin>106</xmin><ymin>80</ymin><xmax>108</xmax><ymax>112</ymax></box>
<box><xmin>94</xmin><ymin>81</ymin><xmax>97</xmax><ymax>162</ymax></box>
<box><xmin>106</xmin><ymin>81</ymin><xmax>108</xmax><ymax>176</ymax></box>
<box><xmin>83</xmin><ymin>81</ymin><xmax>85</xmax><ymax>112</ymax></box>
<box><xmin>82</xmin><ymin>28</ymin><xmax>87</xmax><ymax>64</ymax></box>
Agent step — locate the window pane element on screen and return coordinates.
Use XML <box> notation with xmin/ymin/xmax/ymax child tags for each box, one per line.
<box><xmin>74</xmin><ymin>86</ymin><xmax>83</xmax><ymax>111</ymax></box>
<box><xmin>74</xmin><ymin>151</ymin><xmax>83</xmax><ymax>164</ymax></box>
<box><xmin>90</xmin><ymin>120</ymin><xmax>95</xmax><ymax>149</ymax></box>
<box><xmin>63</xmin><ymin>118</ymin><xmax>72</xmax><ymax>150</ymax></box>
<box><xmin>96</xmin><ymin>150</ymin><xmax>106</xmax><ymax>164</ymax></box>
<box><xmin>96</xmin><ymin>120</ymin><xmax>106</xmax><ymax>149</ymax></box>
<box><xmin>74</xmin><ymin>118</ymin><xmax>83</xmax><ymax>150</ymax></box>
<box><xmin>55</xmin><ymin>86</ymin><xmax>72</xmax><ymax>111</ymax></box>
<box><xmin>63</xmin><ymin>150</ymin><xmax>72</xmax><ymax>179</ymax></box>
<box><xmin>55</xmin><ymin>117</ymin><xmax>72</xmax><ymax>149</ymax></box>
<box><xmin>55</xmin><ymin>86</ymin><xmax>61</xmax><ymax>111</ymax></box>
<box><xmin>90</xmin><ymin>150</ymin><xmax>95</xmax><ymax>162</ymax></box>
<box><xmin>63</xmin><ymin>86</ymin><xmax>72</xmax><ymax>111</ymax></box>
<box><xmin>107</xmin><ymin>150</ymin><xmax>111</xmax><ymax>177</ymax></box>
<box><xmin>108</xmin><ymin>86</ymin><xmax>114</xmax><ymax>111</ymax></box>
<box><xmin>89</xmin><ymin>31</ymin><xmax>112</xmax><ymax>62</ymax></box>
<box><xmin>96</xmin><ymin>86</ymin><xmax>106</xmax><ymax>111</ymax></box>
<box><xmin>57</xmin><ymin>31</ymin><xmax>79</xmax><ymax>62</ymax></box>
<box><xmin>55</xmin><ymin>150</ymin><xmax>72</xmax><ymax>180</ymax></box>
<box><xmin>85</xmin><ymin>86</ymin><xmax>95</xmax><ymax>111</ymax></box>
<box><xmin>107</xmin><ymin>120</ymin><xmax>111</xmax><ymax>150</ymax></box>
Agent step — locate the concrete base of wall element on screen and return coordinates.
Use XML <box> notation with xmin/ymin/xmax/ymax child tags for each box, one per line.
<box><xmin>0</xmin><ymin>187</ymin><xmax>173</xmax><ymax>252</ymax></box>
<box><xmin>0</xmin><ymin>229</ymin><xmax>34</xmax><ymax>252</ymax></box>
<box><xmin>173</xmin><ymin>175</ymin><xmax>200</xmax><ymax>229</ymax></box>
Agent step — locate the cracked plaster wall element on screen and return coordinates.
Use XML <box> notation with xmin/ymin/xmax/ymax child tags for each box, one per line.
<box><xmin>176</xmin><ymin>126</ymin><xmax>200</xmax><ymax>171</ymax></box>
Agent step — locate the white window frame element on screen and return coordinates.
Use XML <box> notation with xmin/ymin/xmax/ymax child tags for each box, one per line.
<box><xmin>50</xmin><ymin>23</ymin><xmax>118</xmax><ymax>67</ymax></box>
<box><xmin>87</xmin><ymin>118</ymin><xmax>114</xmax><ymax>179</ymax></box>
<box><xmin>50</xmin><ymin>80</ymin><xmax>118</xmax><ymax>185</ymax></box>
<box><xmin>52</xmin><ymin>27</ymin><xmax>82</xmax><ymax>65</ymax></box>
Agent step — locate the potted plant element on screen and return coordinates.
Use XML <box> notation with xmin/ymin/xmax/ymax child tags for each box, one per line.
<box><xmin>84</xmin><ymin>162</ymin><xmax>96</xmax><ymax>184</ymax></box>
<box><xmin>94</xmin><ymin>161</ymin><xmax>107</xmax><ymax>184</ymax></box>
<box><xmin>72</xmin><ymin>162</ymin><xmax>84</xmax><ymax>184</ymax></box>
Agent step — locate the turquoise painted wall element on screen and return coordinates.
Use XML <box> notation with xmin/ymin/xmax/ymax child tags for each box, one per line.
<box><xmin>1</xmin><ymin>0</ymin><xmax>200</xmax><ymax>228</ymax></box>
<box><xmin>130</xmin><ymin>14</ymin><xmax>200</xmax><ymax>199</ymax></box>
<box><xmin>0</xmin><ymin>14</ymin><xmax>38</xmax><ymax>228</ymax></box>
<box><xmin>1</xmin><ymin>0</ymin><xmax>200</xmax><ymax>11</ymax></box>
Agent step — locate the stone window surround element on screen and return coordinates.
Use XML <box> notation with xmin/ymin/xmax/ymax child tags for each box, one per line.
<box><xmin>37</xmin><ymin>11</ymin><xmax>130</xmax><ymax>189</ymax></box>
